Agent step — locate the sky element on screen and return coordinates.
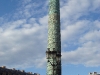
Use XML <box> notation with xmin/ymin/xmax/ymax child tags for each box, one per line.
<box><xmin>0</xmin><ymin>0</ymin><xmax>100</xmax><ymax>75</ymax></box>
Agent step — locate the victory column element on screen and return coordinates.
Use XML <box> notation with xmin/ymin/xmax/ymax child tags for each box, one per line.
<box><xmin>46</xmin><ymin>0</ymin><xmax>61</xmax><ymax>75</ymax></box>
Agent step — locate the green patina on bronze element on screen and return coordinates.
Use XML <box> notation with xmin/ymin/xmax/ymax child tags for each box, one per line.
<box><xmin>48</xmin><ymin>0</ymin><xmax>61</xmax><ymax>52</ymax></box>
<box><xmin>46</xmin><ymin>0</ymin><xmax>61</xmax><ymax>75</ymax></box>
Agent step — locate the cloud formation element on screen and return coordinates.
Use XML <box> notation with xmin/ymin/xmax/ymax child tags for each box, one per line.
<box><xmin>61</xmin><ymin>0</ymin><xmax>100</xmax><ymax>67</ymax></box>
<box><xmin>0</xmin><ymin>0</ymin><xmax>48</xmax><ymax>69</ymax></box>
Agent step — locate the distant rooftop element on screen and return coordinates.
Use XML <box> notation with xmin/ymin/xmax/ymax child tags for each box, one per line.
<box><xmin>89</xmin><ymin>72</ymin><xmax>100</xmax><ymax>75</ymax></box>
<box><xmin>0</xmin><ymin>66</ymin><xmax>40</xmax><ymax>75</ymax></box>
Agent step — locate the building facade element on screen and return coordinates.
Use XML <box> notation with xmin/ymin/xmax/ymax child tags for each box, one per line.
<box><xmin>89</xmin><ymin>72</ymin><xmax>100</xmax><ymax>75</ymax></box>
<box><xmin>46</xmin><ymin>0</ymin><xmax>61</xmax><ymax>75</ymax></box>
<box><xmin>0</xmin><ymin>66</ymin><xmax>39</xmax><ymax>75</ymax></box>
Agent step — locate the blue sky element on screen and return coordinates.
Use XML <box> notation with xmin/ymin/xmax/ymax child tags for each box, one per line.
<box><xmin>0</xmin><ymin>0</ymin><xmax>100</xmax><ymax>75</ymax></box>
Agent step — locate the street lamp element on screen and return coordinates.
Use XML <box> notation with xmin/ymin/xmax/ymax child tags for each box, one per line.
<box><xmin>56</xmin><ymin>53</ymin><xmax>61</xmax><ymax>64</ymax></box>
<box><xmin>46</xmin><ymin>48</ymin><xmax>57</xmax><ymax>59</ymax></box>
<box><xmin>46</xmin><ymin>48</ymin><xmax>61</xmax><ymax>75</ymax></box>
<box><xmin>46</xmin><ymin>48</ymin><xmax>61</xmax><ymax>62</ymax></box>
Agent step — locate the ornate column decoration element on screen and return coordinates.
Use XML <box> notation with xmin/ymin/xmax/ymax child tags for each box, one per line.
<box><xmin>46</xmin><ymin>0</ymin><xmax>61</xmax><ymax>75</ymax></box>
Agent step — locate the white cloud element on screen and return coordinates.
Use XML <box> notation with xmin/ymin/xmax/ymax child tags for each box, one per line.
<box><xmin>62</xmin><ymin>41</ymin><xmax>100</xmax><ymax>67</ymax></box>
<box><xmin>39</xmin><ymin>15</ymin><xmax>48</xmax><ymax>26</ymax></box>
<box><xmin>61</xmin><ymin>0</ymin><xmax>100</xmax><ymax>67</ymax></box>
<box><xmin>0</xmin><ymin>18</ymin><xmax>47</xmax><ymax>68</ymax></box>
<box><xmin>61</xmin><ymin>20</ymin><xmax>91</xmax><ymax>42</ymax></box>
<box><xmin>0</xmin><ymin>0</ymin><xmax>48</xmax><ymax>69</ymax></box>
<box><xmin>80</xmin><ymin>30</ymin><xmax>100</xmax><ymax>43</ymax></box>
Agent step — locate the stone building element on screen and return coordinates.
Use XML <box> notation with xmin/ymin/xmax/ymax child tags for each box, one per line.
<box><xmin>89</xmin><ymin>72</ymin><xmax>100</xmax><ymax>75</ymax></box>
<box><xmin>0</xmin><ymin>66</ymin><xmax>39</xmax><ymax>75</ymax></box>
